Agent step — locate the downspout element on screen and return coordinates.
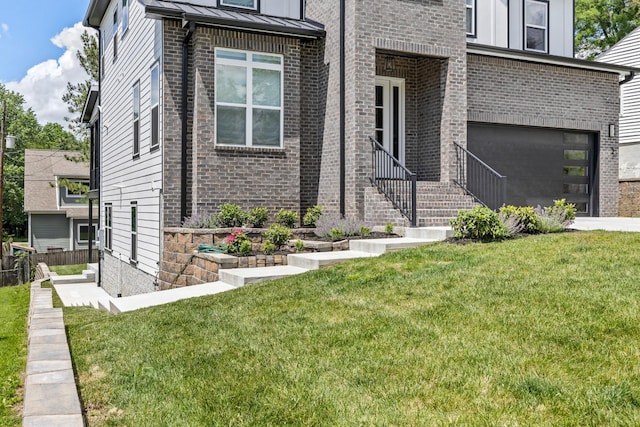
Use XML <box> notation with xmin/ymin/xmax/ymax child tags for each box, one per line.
<box><xmin>181</xmin><ymin>20</ymin><xmax>195</xmax><ymax>222</ymax></box>
<box><xmin>339</xmin><ymin>0</ymin><xmax>346</xmax><ymax>217</ymax></box>
<box><xmin>620</xmin><ymin>71</ymin><xmax>635</xmax><ymax>86</ymax></box>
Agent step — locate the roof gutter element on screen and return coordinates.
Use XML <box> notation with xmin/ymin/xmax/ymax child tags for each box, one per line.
<box><xmin>620</xmin><ymin>71</ymin><xmax>635</xmax><ymax>86</ymax></box>
<box><xmin>181</xmin><ymin>20</ymin><xmax>195</xmax><ymax>222</ymax></box>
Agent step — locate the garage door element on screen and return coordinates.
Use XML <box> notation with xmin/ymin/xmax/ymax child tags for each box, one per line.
<box><xmin>467</xmin><ymin>124</ymin><xmax>597</xmax><ymax>215</ymax></box>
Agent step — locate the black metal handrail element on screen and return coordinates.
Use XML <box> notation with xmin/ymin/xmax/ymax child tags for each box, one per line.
<box><xmin>369</xmin><ymin>136</ymin><xmax>417</xmax><ymax>227</ymax></box>
<box><xmin>453</xmin><ymin>142</ymin><xmax>507</xmax><ymax>210</ymax></box>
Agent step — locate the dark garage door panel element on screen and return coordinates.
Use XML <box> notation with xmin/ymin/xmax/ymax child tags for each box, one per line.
<box><xmin>467</xmin><ymin>124</ymin><xmax>596</xmax><ymax>214</ymax></box>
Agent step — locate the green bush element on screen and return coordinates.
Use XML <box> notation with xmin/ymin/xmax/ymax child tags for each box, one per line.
<box><xmin>385</xmin><ymin>223</ymin><xmax>394</xmax><ymax>234</ymax></box>
<box><xmin>238</xmin><ymin>240</ymin><xmax>252</xmax><ymax>256</ymax></box>
<box><xmin>499</xmin><ymin>205</ymin><xmax>541</xmax><ymax>234</ymax></box>
<box><xmin>359</xmin><ymin>226</ymin><xmax>371</xmax><ymax>237</ymax></box>
<box><xmin>294</xmin><ymin>240</ymin><xmax>305</xmax><ymax>252</ymax></box>
<box><xmin>218</xmin><ymin>204</ymin><xmax>247</xmax><ymax>227</ymax></box>
<box><xmin>330</xmin><ymin>227</ymin><xmax>345</xmax><ymax>240</ymax></box>
<box><xmin>223</xmin><ymin>229</ymin><xmax>250</xmax><ymax>254</ymax></box>
<box><xmin>248</xmin><ymin>207</ymin><xmax>269</xmax><ymax>228</ymax></box>
<box><xmin>276</xmin><ymin>209</ymin><xmax>299</xmax><ymax>228</ymax></box>
<box><xmin>262</xmin><ymin>241</ymin><xmax>275</xmax><ymax>255</ymax></box>
<box><xmin>303</xmin><ymin>205</ymin><xmax>323</xmax><ymax>227</ymax></box>
<box><xmin>450</xmin><ymin>206</ymin><xmax>507</xmax><ymax>242</ymax></box>
<box><xmin>263</xmin><ymin>224</ymin><xmax>292</xmax><ymax>249</ymax></box>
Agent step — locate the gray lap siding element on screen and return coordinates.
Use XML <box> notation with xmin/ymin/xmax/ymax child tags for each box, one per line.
<box><xmin>162</xmin><ymin>22</ymin><xmax>305</xmax><ymax>226</ymax></box>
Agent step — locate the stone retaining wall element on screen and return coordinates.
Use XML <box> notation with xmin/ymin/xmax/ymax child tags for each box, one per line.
<box><xmin>619</xmin><ymin>180</ymin><xmax>640</xmax><ymax>217</ymax></box>
<box><xmin>159</xmin><ymin>227</ymin><xmax>337</xmax><ymax>290</ymax></box>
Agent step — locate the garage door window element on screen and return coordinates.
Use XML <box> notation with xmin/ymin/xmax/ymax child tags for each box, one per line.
<box><xmin>563</xmin><ymin>133</ymin><xmax>592</xmax><ymax>214</ymax></box>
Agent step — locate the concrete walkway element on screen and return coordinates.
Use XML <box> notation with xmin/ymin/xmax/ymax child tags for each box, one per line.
<box><xmin>23</xmin><ymin>278</ymin><xmax>83</xmax><ymax>427</ymax></box>
<box><xmin>572</xmin><ymin>217</ymin><xmax>640</xmax><ymax>232</ymax></box>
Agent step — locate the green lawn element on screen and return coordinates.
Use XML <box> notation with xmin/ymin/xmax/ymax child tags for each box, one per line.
<box><xmin>0</xmin><ymin>284</ymin><xmax>29</xmax><ymax>427</ymax></box>
<box><xmin>65</xmin><ymin>231</ymin><xmax>640</xmax><ymax>426</ymax></box>
<box><xmin>49</xmin><ymin>264</ymin><xmax>87</xmax><ymax>276</ymax></box>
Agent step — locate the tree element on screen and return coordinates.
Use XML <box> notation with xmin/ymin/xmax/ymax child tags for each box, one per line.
<box><xmin>0</xmin><ymin>84</ymin><xmax>81</xmax><ymax>238</ymax></box>
<box><xmin>575</xmin><ymin>0</ymin><xmax>640</xmax><ymax>59</ymax></box>
<box><xmin>62</xmin><ymin>30</ymin><xmax>99</xmax><ymax>148</ymax></box>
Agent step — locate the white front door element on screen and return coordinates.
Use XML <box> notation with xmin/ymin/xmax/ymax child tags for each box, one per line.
<box><xmin>375</xmin><ymin>77</ymin><xmax>405</xmax><ymax>178</ymax></box>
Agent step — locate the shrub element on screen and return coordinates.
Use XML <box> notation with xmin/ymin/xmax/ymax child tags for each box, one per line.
<box><xmin>303</xmin><ymin>205</ymin><xmax>323</xmax><ymax>227</ymax></box>
<box><xmin>223</xmin><ymin>229</ymin><xmax>250</xmax><ymax>254</ymax></box>
<box><xmin>238</xmin><ymin>240</ymin><xmax>253</xmax><ymax>256</ymax></box>
<box><xmin>499</xmin><ymin>205</ymin><xmax>541</xmax><ymax>234</ymax></box>
<box><xmin>498</xmin><ymin>211</ymin><xmax>524</xmax><ymax>238</ymax></box>
<box><xmin>294</xmin><ymin>240</ymin><xmax>305</xmax><ymax>252</ymax></box>
<box><xmin>248</xmin><ymin>207</ymin><xmax>269</xmax><ymax>228</ymax></box>
<box><xmin>314</xmin><ymin>214</ymin><xmax>369</xmax><ymax>240</ymax></box>
<box><xmin>533</xmin><ymin>199</ymin><xmax>576</xmax><ymax>233</ymax></box>
<box><xmin>276</xmin><ymin>209</ymin><xmax>299</xmax><ymax>228</ymax></box>
<box><xmin>359</xmin><ymin>226</ymin><xmax>371</xmax><ymax>237</ymax></box>
<box><xmin>330</xmin><ymin>227</ymin><xmax>345</xmax><ymax>240</ymax></box>
<box><xmin>218</xmin><ymin>204</ymin><xmax>247</xmax><ymax>228</ymax></box>
<box><xmin>182</xmin><ymin>212</ymin><xmax>217</xmax><ymax>229</ymax></box>
<box><xmin>385</xmin><ymin>222</ymin><xmax>394</xmax><ymax>234</ymax></box>
<box><xmin>450</xmin><ymin>206</ymin><xmax>507</xmax><ymax>242</ymax></box>
<box><xmin>263</xmin><ymin>224</ymin><xmax>292</xmax><ymax>250</ymax></box>
<box><xmin>262</xmin><ymin>241</ymin><xmax>275</xmax><ymax>255</ymax></box>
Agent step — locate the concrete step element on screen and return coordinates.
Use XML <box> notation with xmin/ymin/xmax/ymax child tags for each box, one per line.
<box><xmin>218</xmin><ymin>266</ymin><xmax>308</xmax><ymax>288</ymax></box>
<box><xmin>405</xmin><ymin>226</ymin><xmax>453</xmax><ymax>240</ymax></box>
<box><xmin>109</xmin><ymin>281</ymin><xmax>236</xmax><ymax>314</ymax></box>
<box><xmin>287</xmin><ymin>250</ymin><xmax>377</xmax><ymax>270</ymax></box>
<box><xmin>49</xmin><ymin>275</ymin><xmax>91</xmax><ymax>285</ymax></box>
<box><xmin>52</xmin><ymin>283</ymin><xmax>112</xmax><ymax>310</ymax></box>
<box><xmin>349</xmin><ymin>237</ymin><xmax>436</xmax><ymax>255</ymax></box>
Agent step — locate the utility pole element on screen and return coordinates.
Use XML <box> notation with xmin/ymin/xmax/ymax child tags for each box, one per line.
<box><xmin>0</xmin><ymin>100</ymin><xmax>6</xmax><ymax>264</ymax></box>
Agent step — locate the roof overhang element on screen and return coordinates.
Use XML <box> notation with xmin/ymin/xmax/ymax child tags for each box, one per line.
<box><xmin>81</xmin><ymin>86</ymin><xmax>99</xmax><ymax>124</ymax></box>
<box><xmin>142</xmin><ymin>0</ymin><xmax>325</xmax><ymax>39</ymax></box>
<box><xmin>84</xmin><ymin>0</ymin><xmax>111</xmax><ymax>28</ymax></box>
<box><xmin>468</xmin><ymin>43</ymin><xmax>640</xmax><ymax>79</ymax></box>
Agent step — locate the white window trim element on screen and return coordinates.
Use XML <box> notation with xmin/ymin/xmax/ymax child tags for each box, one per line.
<box><xmin>466</xmin><ymin>0</ymin><xmax>476</xmax><ymax>37</ymax></box>
<box><xmin>76</xmin><ymin>223</ymin><xmax>98</xmax><ymax>244</ymax></box>
<box><xmin>122</xmin><ymin>0</ymin><xmax>129</xmax><ymax>34</ymax></box>
<box><xmin>524</xmin><ymin>0</ymin><xmax>548</xmax><ymax>53</ymax></box>
<box><xmin>130</xmin><ymin>202</ymin><xmax>138</xmax><ymax>263</ymax></box>
<box><xmin>133</xmin><ymin>80</ymin><xmax>140</xmax><ymax>156</ymax></box>
<box><xmin>219</xmin><ymin>0</ymin><xmax>258</xmax><ymax>11</ymax></box>
<box><xmin>61</xmin><ymin>179</ymin><xmax>89</xmax><ymax>201</ymax></box>
<box><xmin>214</xmin><ymin>48</ymin><xmax>284</xmax><ymax>148</ymax></box>
<box><xmin>150</xmin><ymin>62</ymin><xmax>160</xmax><ymax>150</ymax></box>
<box><xmin>104</xmin><ymin>204</ymin><xmax>113</xmax><ymax>251</ymax></box>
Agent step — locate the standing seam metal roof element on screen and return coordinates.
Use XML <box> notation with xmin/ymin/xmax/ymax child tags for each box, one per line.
<box><xmin>140</xmin><ymin>0</ymin><xmax>325</xmax><ymax>38</ymax></box>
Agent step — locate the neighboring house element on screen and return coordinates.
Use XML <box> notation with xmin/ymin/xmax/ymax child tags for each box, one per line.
<box><xmin>83</xmin><ymin>0</ymin><xmax>636</xmax><ymax>297</ymax></box>
<box><xmin>598</xmin><ymin>26</ymin><xmax>640</xmax><ymax>216</ymax></box>
<box><xmin>23</xmin><ymin>150</ymin><xmax>98</xmax><ymax>253</ymax></box>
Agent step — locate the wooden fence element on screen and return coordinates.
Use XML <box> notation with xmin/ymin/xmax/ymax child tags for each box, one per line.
<box><xmin>0</xmin><ymin>249</ymin><xmax>98</xmax><ymax>287</ymax></box>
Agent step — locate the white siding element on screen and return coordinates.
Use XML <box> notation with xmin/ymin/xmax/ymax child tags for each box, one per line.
<box><xmin>262</xmin><ymin>0</ymin><xmax>301</xmax><ymax>20</ymax></box>
<box><xmin>472</xmin><ymin>0</ymin><xmax>508</xmax><ymax>47</ymax></box>
<box><xmin>99</xmin><ymin>0</ymin><xmax>162</xmax><ymax>277</ymax></box>
<box><xmin>599</xmin><ymin>27</ymin><xmax>640</xmax><ymax>178</ymax></box>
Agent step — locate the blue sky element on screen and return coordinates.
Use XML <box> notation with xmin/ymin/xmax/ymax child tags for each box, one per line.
<box><xmin>0</xmin><ymin>0</ymin><xmax>91</xmax><ymax>125</ymax></box>
<box><xmin>0</xmin><ymin>0</ymin><xmax>89</xmax><ymax>82</ymax></box>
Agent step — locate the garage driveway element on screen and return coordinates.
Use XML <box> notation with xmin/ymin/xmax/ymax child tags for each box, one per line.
<box><xmin>572</xmin><ymin>217</ymin><xmax>640</xmax><ymax>232</ymax></box>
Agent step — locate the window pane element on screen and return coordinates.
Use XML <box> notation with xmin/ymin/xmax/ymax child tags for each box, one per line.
<box><xmin>564</xmin><ymin>166</ymin><xmax>588</xmax><ymax>177</ymax></box>
<box><xmin>217</xmin><ymin>64</ymin><xmax>247</xmax><ymax>104</ymax></box>
<box><xmin>131</xmin><ymin>207</ymin><xmax>137</xmax><ymax>233</ymax></box>
<box><xmin>79</xmin><ymin>225</ymin><xmax>89</xmax><ymax>241</ymax></box>
<box><xmin>217</xmin><ymin>106</ymin><xmax>247</xmax><ymax>145</ymax></box>
<box><xmin>151</xmin><ymin>66</ymin><xmax>159</xmax><ymax>106</ymax></box>
<box><xmin>526</xmin><ymin>1</ymin><xmax>547</xmax><ymax>26</ymax></box>
<box><xmin>253</xmin><ymin>54</ymin><xmax>281</xmax><ymax>65</ymax></box>
<box><xmin>133</xmin><ymin>83</ymin><xmax>140</xmax><ymax>119</ymax></box>
<box><xmin>375</xmin><ymin>86</ymin><xmax>383</xmax><ymax>107</ymax></box>
<box><xmin>252</xmin><ymin>109</ymin><xmax>280</xmax><ymax>147</ymax></box>
<box><xmin>564</xmin><ymin>150</ymin><xmax>587</xmax><ymax>161</ymax></box>
<box><xmin>466</xmin><ymin>8</ymin><xmax>473</xmax><ymax>34</ymax></box>
<box><xmin>253</xmin><ymin>68</ymin><xmax>281</xmax><ymax>107</ymax></box>
<box><xmin>216</xmin><ymin>50</ymin><xmax>247</xmax><ymax>61</ymax></box>
<box><xmin>564</xmin><ymin>183</ymin><xmax>588</xmax><ymax>194</ymax></box>
<box><xmin>221</xmin><ymin>0</ymin><xmax>256</xmax><ymax>9</ymax></box>
<box><xmin>526</xmin><ymin>27</ymin><xmax>545</xmax><ymax>51</ymax></box>
<box><xmin>564</xmin><ymin>133</ymin><xmax>589</xmax><ymax>146</ymax></box>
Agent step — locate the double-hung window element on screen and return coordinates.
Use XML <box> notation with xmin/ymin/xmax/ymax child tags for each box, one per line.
<box><xmin>133</xmin><ymin>80</ymin><xmax>140</xmax><ymax>157</ymax></box>
<box><xmin>524</xmin><ymin>0</ymin><xmax>548</xmax><ymax>53</ymax></box>
<box><xmin>130</xmin><ymin>202</ymin><xmax>137</xmax><ymax>263</ymax></box>
<box><xmin>466</xmin><ymin>0</ymin><xmax>476</xmax><ymax>37</ymax></box>
<box><xmin>112</xmin><ymin>9</ymin><xmax>118</xmax><ymax>61</ymax></box>
<box><xmin>77</xmin><ymin>224</ymin><xmax>98</xmax><ymax>244</ymax></box>
<box><xmin>219</xmin><ymin>0</ymin><xmax>257</xmax><ymax>11</ymax></box>
<box><xmin>150</xmin><ymin>63</ymin><xmax>160</xmax><ymax>150</ymax></box>
<box><xmin>215</xmin><ymin>48</ymin><xmax>283</xmax><ymax>148</ymax></box>
<box><xmin>122</xmin><ymin>0</ymin><xmax>129</xmax><ymax>34</ymax></box>
<box><xmin>104</xmin><ymin>204</ymin><xmax>112</xmax><ymax>251</ymax></box>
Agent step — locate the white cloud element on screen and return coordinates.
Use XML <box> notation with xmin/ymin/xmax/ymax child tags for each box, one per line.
<box><xmin>0</xmin><ymin>23</ymin><xmax>8</xmax><ymax>38</ymax></box>
<box><xmin>6</xmin><ymin>22</ymin><xmax>91</xmax><ymax>126</ymax></box>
